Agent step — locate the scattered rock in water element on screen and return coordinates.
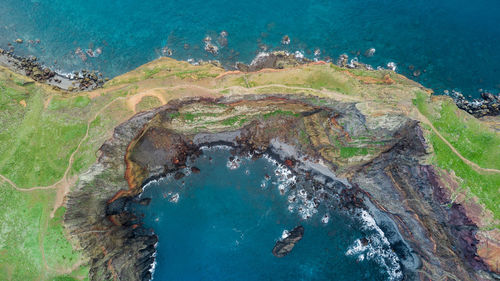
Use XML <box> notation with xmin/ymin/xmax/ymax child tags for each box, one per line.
<box><xmin>204</xmin><ymin>42</ymin><xmax>219</xmax><ymax>55</ymax></box>
<box><xmin>203</xmin><ymin>36</ymin><xmax>212</xmax><ymax>43</ymax></box>
<box><xmin>15</xmin><ymin>38</ymin><xmax>23</xmax><ymax>44</ymax></box>
<box><xmin>272</xmin><ymin>225</ymin><xmax>304</xmax><ymax>257</ymax></box>
<box><xmin>334</xmin><ymin>54</ymin><xmax>373</xmax><ymax>70</ymax></box>
<box><xmin>360</xmin><ymin>237</ymin><xmax>369</xmax><ymax>246</ymax></box>
<box><xmin>364</xmin><ymin>48</ymin><xmax>376</xmax><ymax>57</ymax></box>
<box><xmin>236</xmin><ymin>51</ymin><xmax>311</xmax><ymax>72</ymax></box>
<box><xmin>281</xmin><ymin>35</ymin><xmax>291</xmax><ymax>45</ymax></box>
<box><xmin>138</xmin><ymin>198</ymin><xmax>152</xmax><ymax>206</ymax></box>
<box><xmin>75</xmin><ymin>47</ymin><xmax>87</xmax><ymax>62</ymax></box>
<box><xmin>387</xmin><ymin>61</ymin><xmax>397</xmax><ymax>71</ymax></box>
<box><xmin>162</xmin><ymin>47</ymin><xmax>173</xmax><ymax>56</ymax></box>
<box><xmin>337</xmin><ymin>54</ymin><xmax>349</xmax><ymax>67</ymax></box>
<box><xmin>191</xmin><ymin>166</ymin><xmax>200</xmax><ymax>173</ymax></box>
<box><xmin>174</xmin><ymin>171</ymin><xmax>185</xmax><ymax>180</ymax></box>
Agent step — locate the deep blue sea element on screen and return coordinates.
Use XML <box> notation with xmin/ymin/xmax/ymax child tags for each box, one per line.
<box><xmin>1</xmin><ymin>0</ymin><xmax>500</xmax><ymax>97</ymax></box>
<box><xmin>132</xmin><ymin>147</ymin><xmax>403</xmax><ymax>280</ymax></box>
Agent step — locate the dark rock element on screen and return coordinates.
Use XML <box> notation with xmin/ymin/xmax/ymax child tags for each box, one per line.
<box><xmin>272</xmin><ymin>226</ymin><xmax>304</xmax><ymax>257</ymax></box>
<box><xmin>451</xmin><ymin>90</ymin><xmax>500</xmax><ymax>117</ymax></box>
<box><xmin>190</xmin><ymin>166</ymin><xmax>200</xmax><ymax>173</ymax></box>
<box><xmin>138</xmin><ymin>198</ymin><xmax>152</xmax><ymax>206</ymax></box>
<box><xmin>174</xmin><ymin>171</ymin><xmax>185</xmax><ymax>180</ymax></box>
<box><xmin>281</xmin><ymin>35</ymin><xmax>290</xmax><ymax>45</ymax></box>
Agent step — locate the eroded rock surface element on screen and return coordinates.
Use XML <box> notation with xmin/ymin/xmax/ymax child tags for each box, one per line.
<box><xmin>65</xmin><ymin>94</ymin><xmax>497</xmax><ymax>281</ymax></box>
<box><xmin>272</xmin><ymin>226</ymin><xmax>305</xmax><ymax>258</ymax></box>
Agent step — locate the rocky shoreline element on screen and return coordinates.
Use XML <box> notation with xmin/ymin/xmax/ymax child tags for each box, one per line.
<box><xmin>0</xmin><ymin>49</ymin><xmax>106</xmax><ymax>91</ymax></box>
<box><xmin>450</xmin><ymin>90</ymin><xmax>500</xmax><ymax>118</ymax></box>
<box><xmin>3</xmin><ymin>46</ymin><xmax>498</xmax><ymax>118</ymax></box>
<box><xmin>64</xmin><ymin>94</ymin><xmax>497</xmax><ymax>281</ymax></box>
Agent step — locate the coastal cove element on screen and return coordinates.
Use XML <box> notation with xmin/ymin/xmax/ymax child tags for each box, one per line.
<box><xmin>131</xmin><ymin>147</ymin><xmax>401</xmax><ymax>281</ymax></box>
<box><xmin>1</xmin><ymin>56</ymin><xmax>499</xmax><ymax>281</ymax></box>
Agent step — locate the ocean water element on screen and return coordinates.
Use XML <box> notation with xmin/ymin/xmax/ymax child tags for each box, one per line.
<box><xmin>1</xmin><ymin>0</ymin><xmax>500</xmax><ymax>98</ymax></box>
<box><xmin>132</xmin><ymin>147</ymin><xmax>403</xmax><ymax>280</ymax></box>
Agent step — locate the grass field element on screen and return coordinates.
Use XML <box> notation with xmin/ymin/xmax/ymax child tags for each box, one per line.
<box><xmin>414</xmin><ymin>91</ymin><xmax>500</xmax><ymax>222</ymax></box>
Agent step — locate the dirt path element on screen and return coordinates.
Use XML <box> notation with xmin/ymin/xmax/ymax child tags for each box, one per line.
<box><xmin>417</xmin><ymin>111</ymin><xmax>500</xmax><ymax>174</ymax></box>
<box><xmin>126</xmin><ymin>90</ymin><xmax>167</xmax><ymax>113</ymax></box>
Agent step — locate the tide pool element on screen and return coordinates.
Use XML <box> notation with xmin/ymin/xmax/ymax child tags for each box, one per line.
<box><xmin>1</xmin><ymin>0</ymin><xmax>500</xmax><ymax>98</ymax></box>
<box><xmin>132</xmin><ymin>147</ymin><xmax>402</xmax><ymax>280</ymax></box>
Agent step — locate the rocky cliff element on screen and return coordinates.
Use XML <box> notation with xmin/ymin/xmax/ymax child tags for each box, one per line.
<box><xmin>60</xmin><ymin>58</ymin><xmax>500</xmax><ymax>281</ymax></box>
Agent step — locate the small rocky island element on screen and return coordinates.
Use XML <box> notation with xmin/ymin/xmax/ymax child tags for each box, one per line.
<box><xmin>272</xmin><ymin>226</ymin><xmax>305</xmax><ymax>258</ymax></box>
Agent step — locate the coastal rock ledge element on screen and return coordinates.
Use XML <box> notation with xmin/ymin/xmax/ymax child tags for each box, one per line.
<box><xmin>272</xmin><ymin>226</ymin><xmax>305</xmax><ymax>258</ymax></box>
<box><xmin>64</xmin><ymin>92</ymin><xmax>498</xmax><ymax>281</ymax></box>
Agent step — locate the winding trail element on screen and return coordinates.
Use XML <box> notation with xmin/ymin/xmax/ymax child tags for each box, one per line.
<box><xmin>416</xmin><ymin>111</ymin><xmax>500</xmax><ymax>175</ymax></box>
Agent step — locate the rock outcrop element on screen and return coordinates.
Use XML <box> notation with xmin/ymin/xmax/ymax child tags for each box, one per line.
<box><xmin>272</xmin><ymin>226</ymin><xmax>304</xmax><ymax>257</ymax></box>
<box><xmin>64</xmin><ymin>94</ymin><xmax>498</xmax><ymax>281</ymax></box>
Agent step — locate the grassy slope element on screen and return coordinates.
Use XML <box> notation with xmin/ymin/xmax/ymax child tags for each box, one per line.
<box><xmin>0</xmin><ymin>182</ymin><xmax>87</xmax><ymax>280</ymax></box>
<box><xmin>0</xmin><ymin>69</ymin><xmax>133</xmax><ymax>280</ymax></box>
<box><xmin>414</xmin><ymin>92</ymin><xmax>500</xmax><ymax>223</ymax></box>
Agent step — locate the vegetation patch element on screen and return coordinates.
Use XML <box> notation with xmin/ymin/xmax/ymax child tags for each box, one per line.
<box><xmin>262</xmin><ymin>110</ymin><xmax>300</xmax><ymax>120</ymax></box>
<box><xmin>339</xmin><ymin>146</ymin><xmax>370</xmax><ymax>158</ymax></box>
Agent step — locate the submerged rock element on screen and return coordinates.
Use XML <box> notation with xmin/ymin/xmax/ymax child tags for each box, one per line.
<box><xmin>174</xmin><ymin>171</ymin><xmax>185</xmax><ymax>180</ymax></box>
<box><xmin>272</xmin><ymin>226</ymin><xmax>304</xmax><ymax>257</ymax></box>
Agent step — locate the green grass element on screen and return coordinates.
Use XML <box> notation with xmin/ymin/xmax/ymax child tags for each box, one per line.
<box><xmin>430</xmin><ymin>132</ymin><xmax>500</xmax><ymax>221</ymax></box>
<box><xmin>414</xmin><ymin>91</ymin><xmax>500</xmax><ymax>221</ymax></box>
<box><xmin>414</xmin><ymin>91</ymin><xmax>500</xmax><ymax>170</ymax></box>
<box><xmin>0</xmin><ymin>182</ymin><xmax>85</xmax><ymax>280</ymax></box>
<box><xmin>220</xmin><ymin>116</ymin><xmax>247</xmax><ymax>126</ymax></box>
<box><xmin>44</xmin><ymin>207</ymin><xmax>81</xmax><ymax>268</ymax></box>
<box><xmin>262</xmin><ymin>110</ymin><xmax>300</xmax><ymax>120</ymax></box>
<box><xmin>303</xmin><ymin>70</ymin><xmax>353</xmax><ymax>94</ymax></box>
<box><xmin>0</xmin><ymin>85</ymin><xmax>88</xmax><ymax>187</ymax></box>
<box><xmin>143</xmin><ymin>67</ymin><xmax>161</xmax><ymax>79</ymax></box>
<box><xmin>180</xmin><ymin>112</ymin><xmax>219</xmax><ymax>122</ymax></box>
<box><xmin>299</xmin><ymin>129</ymin><xmax>310</xmax><ymax>144</ymax></box>
<box><xmin>174</xmin><ymin>70</ymin><xmax>218</xmax><ymax>79</ymax></box>
<box><xmin>339</xmin><ymin>146</ymin><xmax>370</xmax><ymax>158</ymax></box>
<box><xmin>135</xmin><ymin>96</ymin><xmax>162</xmax><ymax>112</ymax></box>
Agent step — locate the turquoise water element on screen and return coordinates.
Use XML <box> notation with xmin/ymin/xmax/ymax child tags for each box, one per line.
<box><xmin>132</xmin><ymin>147</ymin><xmax>402</xmax><ymax>280</ymax></box>
<box><xmin>1</xmin><ymin>0</ymin><xmax>500</xmax><ymax>97</ymax></box>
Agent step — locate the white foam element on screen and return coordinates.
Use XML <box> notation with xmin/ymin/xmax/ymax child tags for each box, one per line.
<box><xmin>345</xmin><ymin>210</ymin><xmax>403</xmax><ymax>281</ymax></box>
<box><xmin>321</xmin><ymin>213</ymin><xmax>330</xmax><ymax>224</ymax></box>
<box><xmin>387</xmin><ymin>61</ymin><xmax>397</xmax><ymax>71</ymax></box>
<box><xmin>281</xmin><ymin>229</ymin><xmax>290</xmax><ymax>240</ymax></box>
<box><xmin>347</xmin><ymin>57</ymin><xmax>359</xmax><ymax>68</ymax></box>
<box><xmin>294</xmin><ymin>51</ymin><xmax>305</xmax><ymax>59</ymax></box>
<box><xmin>169</xmin><ymin>193</ymin><xmax>179</xmax><ymax>203</ymax></box>
<box><xmin>250</xmin><ymin>52</ymin><xmax>270</xmax><ymax>66</ymax></box>
<box><xmin>226</xmin><ymin>156</ymin><xmax>241</xmax><ymax>170</ymax></box>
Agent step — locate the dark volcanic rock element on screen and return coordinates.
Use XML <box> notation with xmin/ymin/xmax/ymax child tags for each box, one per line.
<box><xmin>272</xmin><ymin>226</ymin><xmax>304</xmax><ymax>258</ymax></box>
